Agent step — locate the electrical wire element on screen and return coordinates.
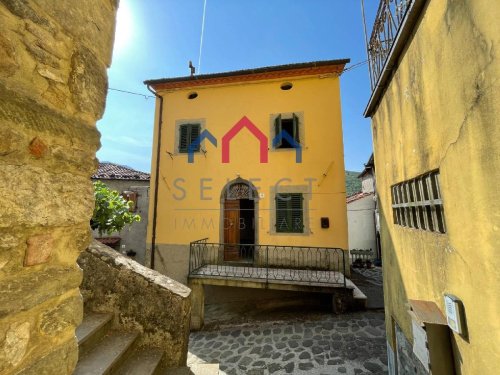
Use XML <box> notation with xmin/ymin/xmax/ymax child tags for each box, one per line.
<box><xmin>108</xmin><ymin>58</ymin><xmax>368</xmax><ymax>100</ymax></box>
<box><xmin>198</xmin><ymin>0</ymin><xmax>208</xmax><ymax>74</ymax></box>
<box><xmin>341</xmin><ymin>59</ymin><xmax>369</xmax><ymax>74</ymax></box>
<box><xmin>108</xmin><ymin>87</ymin><xmax>155</xmax><ymax>99</ymax></box>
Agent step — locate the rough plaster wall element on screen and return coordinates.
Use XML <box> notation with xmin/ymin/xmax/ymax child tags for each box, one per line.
<box><xmin>371</xmin><ymin>0</ymin><xmax>500</xmax><ymax>373</ymax></box>
<box><xmin>92</xmin><ymin>179</ymin><xmax>150</xmax><ymax>264</ymax></box>
<box><xmin>0</xmin><ymin>1</ymin><xmax>117</xmax><ymax>374</ymax></box>
<box><xmin>154</xmin><ymin>244</ymin><xmax>191</xmax><ymax>285</ymax></box>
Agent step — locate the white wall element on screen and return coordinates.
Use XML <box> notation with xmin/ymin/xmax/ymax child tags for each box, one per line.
<box><xmin>347</xmin><ymin>194</ymin><xmax>376</xmax><ymax>251</ymax></box>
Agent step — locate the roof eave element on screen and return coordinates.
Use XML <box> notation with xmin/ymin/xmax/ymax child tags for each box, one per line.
<box><xmin>144</xmin><ymin>59</ymin><xmax>350</xmax><ymax>90</ymax></box>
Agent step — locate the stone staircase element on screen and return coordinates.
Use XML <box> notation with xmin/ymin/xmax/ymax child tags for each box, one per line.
<box><xmin>75</xmin><ymin>312</ymin><xmax>219</xmax><ymax>375</ymax></box>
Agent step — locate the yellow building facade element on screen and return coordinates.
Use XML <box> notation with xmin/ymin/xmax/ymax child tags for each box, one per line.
<box><xmin>365</xmin><ymin>0</ymin><xmax>500</xmax><ymax>373</ymax></box>
<box><xmin>145</xmin><ymin>60</ymin><xmax>350</xmax><ymax>284</ymax></box>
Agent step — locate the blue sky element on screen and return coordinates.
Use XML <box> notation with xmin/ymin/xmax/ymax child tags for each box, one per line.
<box><xmin>97</xmin><ymin>0</ymin><xmax>378</xmax><ymax>173</ymax></box>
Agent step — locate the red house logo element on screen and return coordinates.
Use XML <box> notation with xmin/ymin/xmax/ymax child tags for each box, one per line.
<box><xmin>221</xmin><ymin>116</ymin><xmax>268</xmax><ymax>163</ymax></box>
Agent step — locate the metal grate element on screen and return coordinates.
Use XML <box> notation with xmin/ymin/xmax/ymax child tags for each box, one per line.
<box><xmin>367</xmin><ymin>0</ymin><xmax>414</xmax><ymax>88</ymax></box>
<box><xmin>188</xmin><ymin>240</ymin><xmax>347</xmax><ymax>287</ymax></box>
<box><xmin>391</xmin><ymin>170</ymin><xmax>446</xmax><ymax>233</ymax></box>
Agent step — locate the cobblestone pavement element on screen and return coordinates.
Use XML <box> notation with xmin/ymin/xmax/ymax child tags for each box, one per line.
<box><xmin>350</xmin><ymin>267</ymin><xmax>383</xmax><ymax>287</ymax></box>
<box><xmin>188</xmin><ymin>311</ymin><xmax>388</xmax><ymax>375</ymax></box>
<box><xmin>350</xmin><ymin>267</ymin><xmax>384</xmax><ymax>309</ymax></box>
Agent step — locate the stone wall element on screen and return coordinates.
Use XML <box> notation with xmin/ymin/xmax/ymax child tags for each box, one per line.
<box><xmin>78</xmin><ymin>240</ymin><xmax>192</xmax><ymax>368</ymax></box>
<box><xmin>0</xmin><ymin>1</ymin><xmax>117</xmax><ymax>374</ymax></box>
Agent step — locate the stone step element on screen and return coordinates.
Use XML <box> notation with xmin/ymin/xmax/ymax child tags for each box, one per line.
<box><xmin>74</xmin><ymin>330</ymin><xmax>139</xmax><ymax>375</ymax></box>
<box><xmin>165</xmin><ymin>363</ymin><xmax>220</xmax><ymax>375</ymax></box>
<box><xmin>345</xmin><ymin>277</ymin><xmax>368</xmax><ymax>308</ymax></box>
<box><xmin>76</xmin><ymin>312</ymin><xmax>114</xmax><ymax>356</ymax></box>
<box><xmin>112</xmin><ymin>348</ymin><xmax>164</xmax><ymax>375</ymax></box>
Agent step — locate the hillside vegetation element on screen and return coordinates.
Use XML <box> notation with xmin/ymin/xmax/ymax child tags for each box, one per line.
<box><xmin>345</xmin><ymin>170</ymin><xmax>361</xmax><ymax>196</ymax></box>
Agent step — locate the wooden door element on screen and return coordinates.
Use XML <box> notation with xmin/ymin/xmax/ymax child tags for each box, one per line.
<box><xmin>224</xmin><ymin>199</ymin><xmax>240</xmax><ymax>261</ymax></box>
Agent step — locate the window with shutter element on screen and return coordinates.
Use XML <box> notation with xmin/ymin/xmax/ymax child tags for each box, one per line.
<box><xmin>178</xmin><ymin>123</ymin><xmax>201</xmax><ymax>153</ymax></box>
<box><xmin>274</xmin><ymin>114</ymin><xmax>282</xmax><ymax>148</ymax></box>
<box><xmin>275</xmin><ymin>193</ymin><xmax>304</xmax><ymax>233</ymax></box>
<box><xmin>274</xmin><ymin>113</ymin><xmax>300</xmax><ymax>149</ymax></box>
<box><xmin>292</xmin><ymin>113</ymin><xmax>300</xmax><ymax>144</ymax></box>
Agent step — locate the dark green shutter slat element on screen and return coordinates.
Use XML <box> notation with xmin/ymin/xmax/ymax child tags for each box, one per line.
<box><xmin>276</xmin><ymin>194</ymin><xmax>289</xmax><ymax>232</ymax></box>
<box><xmin>179</xmin><ymin>124</ymin><xmax>200</xmax><ymax>153</ymax></box>
<box><xmin>276</xmin><ymin>193</ymin><xmax>303</xmax><ymax>233</ymax></box>
<box><xmin>292</xmin><ymin>113</ymin><xmax>300</xmax><ymax>144</ymax></box>
<box><xmin>290</xmin><ymin>193</ymin><xmax>304</xmax><ymax>232</ymax></box>
<box><xmin>274</xmin><ymin>115</ymin><xmax>282</xmax><ymax>148</ymax></box>
<box><xmin>179</xmin><ymin>125</ymin><xmax>189</xmax><ymax>153</ymax></box>
<box><xmin>190</xmin><ymin>124</ymin><xmax>201</xmax><ymax>152</ymax></box>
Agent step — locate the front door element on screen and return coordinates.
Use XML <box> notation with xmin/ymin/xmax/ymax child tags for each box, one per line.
<box><xmin>223</xmin><ymin>199</ymin><xmax>240</xmax><ymax>261</ymax></box>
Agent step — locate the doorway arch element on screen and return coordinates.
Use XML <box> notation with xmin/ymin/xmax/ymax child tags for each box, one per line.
<box><xmin>219</xmin><ymin>178</ymin><xmax>259</xmax><ymax>261</ymax></box>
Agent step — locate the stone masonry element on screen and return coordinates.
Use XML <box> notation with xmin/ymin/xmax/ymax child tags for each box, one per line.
<box><xmin>78</xmin><ymin>240</ymin><xmax>192</xmax><ymax>368</ymax></box>
<box><xmin>0</xmin><ymin>1</ymin><xmax>117</xmax><ymax>374</ymax></box>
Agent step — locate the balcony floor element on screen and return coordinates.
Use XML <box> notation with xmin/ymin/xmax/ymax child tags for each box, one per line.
<box><xmin>190</xmin><ymin>264</ymin><xmax>361</xmax><ymax>291</ymax></box>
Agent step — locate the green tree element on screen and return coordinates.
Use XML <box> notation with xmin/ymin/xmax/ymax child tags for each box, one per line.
<box><xmin>91</xmin><ymin>181</ymin><xmax>141</xmax><ymax>236</ymax></box>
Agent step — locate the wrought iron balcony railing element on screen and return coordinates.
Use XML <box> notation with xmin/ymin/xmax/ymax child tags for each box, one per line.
<box><xmin>188</xmin><ymin>239</ymin><xmax>347</xmax><ymax>287</ymax></box>
<box><xmin>367</xmin><ymin>0</ymin><xmax>414</xmax><ymax>88</ymax></box>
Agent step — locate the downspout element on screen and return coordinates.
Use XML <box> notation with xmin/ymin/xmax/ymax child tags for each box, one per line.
<box><xmin>146</xmin><ymin>84</ymin><xmax>163</xmax><ymax>270</ymax></box>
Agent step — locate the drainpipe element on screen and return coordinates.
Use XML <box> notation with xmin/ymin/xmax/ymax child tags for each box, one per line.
<box><xmin>146</xmin><ymin>84</ymin><xmax>163</xmax><ymax>270</ymax></box>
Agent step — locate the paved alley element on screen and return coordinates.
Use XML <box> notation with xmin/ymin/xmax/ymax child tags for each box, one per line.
<box><xmin>188</xmin><ymin>310</ymin><xmax>388</xmax><ymax>375</ymax></box>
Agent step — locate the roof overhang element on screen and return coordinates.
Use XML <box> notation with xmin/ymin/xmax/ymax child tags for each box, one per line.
<box><xmin>145</xmin><ymin>59</ymin><xmax>350</xmax><ymax>91</ymax></box>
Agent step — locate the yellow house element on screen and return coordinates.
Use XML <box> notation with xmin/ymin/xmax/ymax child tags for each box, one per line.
<box><xmin>364</xmin><ymin>0</ymin><xmax>500</xmax><ymax>374</ymax></box>
<box><xmin>144</xmin><ymin>60</ymin><xmax>352</xmax><ymax>299</ymax></box>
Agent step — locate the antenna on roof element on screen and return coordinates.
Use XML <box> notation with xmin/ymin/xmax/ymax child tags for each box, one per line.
<box><xmin>189</xmin><ymin>61</ymin><xmax>195</xmax><ymax>76</ymax></box>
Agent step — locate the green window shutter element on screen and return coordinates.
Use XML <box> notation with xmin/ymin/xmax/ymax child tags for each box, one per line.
<box><xmin>274</xmin><ymin>114</ymin><xmax>282</xmax><ymax>148</ymax></box>
<box><xmin>276</xmin><ymin>193</ymin><xmax>290</xmax><ymax>232</ymax></box>
<box><xmin>275</xmin><ymin>193</ymin><xmax>303</xmax><ymax>233</ymax></box>
<box><xmin>292</xmin><ymin>113</ymin><xmax>300</xmax><ymax>144</ymax></box>
<box><xmin>190</xmin><ymin>124</ymin><xmax>201</xmax><ymax>152</ymax></box>
<box><xmin>179</xmin><ymin>124</ymin><xmax>200</xmax><ymax>153</ymax></box>
<box><xmin>179</xmin><ymin>124</ymin><xmax>189</xmax><ymax>153</ymax></box>
<box><xmin>290</xmin><ymin>193</ymin><xmax>304</xmax><ymax>233</ymax></box>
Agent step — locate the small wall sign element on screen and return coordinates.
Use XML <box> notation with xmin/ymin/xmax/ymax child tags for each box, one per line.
<box><xmin>444</xmin><ymin>294</ymin><xmax>465</xmax><ymax>335</ymax></box>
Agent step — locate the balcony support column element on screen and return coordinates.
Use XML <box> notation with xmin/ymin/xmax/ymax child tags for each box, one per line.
<box><xmin>189</xmin><ymin>280</ymin><xmax>205</xmax><ymax>331</ymax></box>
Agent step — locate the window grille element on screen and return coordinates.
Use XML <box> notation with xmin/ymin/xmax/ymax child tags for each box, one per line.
<box><xmin>391</xmin><ymin>171</ymin><xmax>446</xmax><ymax>233</ymax></box>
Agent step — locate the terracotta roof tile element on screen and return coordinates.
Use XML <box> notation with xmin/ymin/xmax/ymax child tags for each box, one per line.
<box><xmin>92</xmin><ymin>162</ymin><xmax>150</xmax><ymax>181</ymax></box>
<box><xmin>346</xmin><ymin>191</ymin><xmax>374</xmax><ymax>204</ymax></box>
<box><xmin>144</xmin><ymin>59</ymin><xmax>350</xmax><ymax>89</ymax></box>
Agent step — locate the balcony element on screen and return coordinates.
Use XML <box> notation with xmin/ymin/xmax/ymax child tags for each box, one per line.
<box><xmin>368</xmin><ymin>0</ymin><xmax>414</xmax><ymax>87</ymax></box>
<box><xmin>187</xmin><ymin>239</ymin><xmax>367</xmax><ymax>329</ymax></box>
<box><xmin>364</xmin><ymin>0</ymin><xmax>427</xmax><ymax>116</ymax></box>
<box><xmin>188</xmin><ymin>238</ymin><xmax>347</xmax><ymax>287</ymax></box>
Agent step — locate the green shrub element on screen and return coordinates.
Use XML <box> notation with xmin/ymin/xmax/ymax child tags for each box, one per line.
<box><xmin>91</xmin><ymin>181</ymin><xmax>141</xmax><ymax>236</ymax></box>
